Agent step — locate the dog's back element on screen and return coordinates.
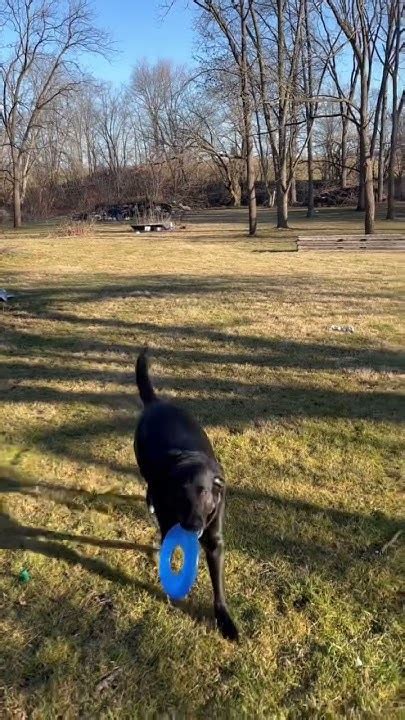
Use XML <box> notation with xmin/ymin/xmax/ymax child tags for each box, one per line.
<box><xmin>135</xmin><ymin>350</ymin><xmax>216</xmax><ymax>477</ymax></box>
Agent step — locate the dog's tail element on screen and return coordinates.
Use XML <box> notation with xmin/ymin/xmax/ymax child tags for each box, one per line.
<box><xmin>136</xmin><ymin>348</ymin><xmax>157</xmax><ymax>405</ymax></box>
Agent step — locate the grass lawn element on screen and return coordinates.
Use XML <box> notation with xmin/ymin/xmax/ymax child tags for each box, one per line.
<box><xmin>0</xmin><ymin>207</ymin><xmax>404</xmax><ymax>718</ymax></box>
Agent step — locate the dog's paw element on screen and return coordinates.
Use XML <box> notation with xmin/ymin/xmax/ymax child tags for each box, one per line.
<box><xmin>216</xmin><ymin>607</ymin><xmax>239</xmax><ymax>642</ymax></box>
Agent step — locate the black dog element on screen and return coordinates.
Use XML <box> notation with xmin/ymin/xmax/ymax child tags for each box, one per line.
<box><xmin>134</xmin><ymin>349</ymin><xmax>238</xmax><ymax>642</ymax></box>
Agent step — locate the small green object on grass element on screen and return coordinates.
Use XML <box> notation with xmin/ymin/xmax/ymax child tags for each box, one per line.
<box><xmin>18</xmin><ymin>569</ymin><xmax>31</xmax><ymax>583</ymax></box>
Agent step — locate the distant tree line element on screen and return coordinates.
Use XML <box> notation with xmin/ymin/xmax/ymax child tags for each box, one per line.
<box><xmin>0</xmin><ymin>0</ymin><xmax>403</xmax><ymax>233</ymax></box>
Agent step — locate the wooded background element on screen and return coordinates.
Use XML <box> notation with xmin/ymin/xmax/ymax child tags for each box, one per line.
<box><xmin>0</xmin><ymin>0</ymin><xmax>403</xmax><ymax>232</ymax></box>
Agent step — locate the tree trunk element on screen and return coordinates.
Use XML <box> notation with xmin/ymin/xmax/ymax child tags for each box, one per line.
<box><xmin>341</xmin><ymin>112</ymin><xmax>349</xmax><ymax>188</ymax></box>
<box><xmin>246</xmin><ymin>134</ymin><xmax>257</xmax><ymax>234</ymax></box>
<box><xmin>364</xmin><ymin>155</ymin><xmax>375</xmax><ymax>234</ymax></box>
<box><xmin>13</xmin><ymin>173</ymin><xmax>22</xmax><ymax>229</ymax></box>
<box><xmin>303</xmin><ymin>0</ymin><xmax>315</xmax><ymax>218</ymax></box>
<box><xmin>307</xmin><ymin>130</ymin><xmax>315</xmax><ymax>217</ymax></box>
<box><xmin>240</xmin><ymin>0</ymin><xmax>257</xmax><ymax>235</ymax></box>
<box><xmin>289</xmin><ymin>124</ymin><xmax>298</xmax><ymax>205</ymax></box>
<box><xmin>359</xmin><ymin>60</ymin><xmax>375</xmax><ymax>234</ymax></box>
<box><xmin>276</xmin><ymin>160</ymin><xmax>288</xmax><ymax>228</ymax></box>
<box><xmin>276</xmin><ymin>0</ymin><xmax>288</xmax><ymax>229</ymax></box>
<box><xmin>357</xmin><ymin>136</ymin><xmax>365</xmax><ymax>210</ymax></box>
<box><xmin>386</xmin><ymin>111</ymin><xmax>398</xmax><ymax>220</ymax></box>
<box><xmin>255</xmin><ymin>105</ymin><xmax>271</xmax><ymax>205</ymax></box>
<box><xmin>290</xmin><ymin>175</ymin><xmax>297</xmax><ymax>205</ymax></box>
<box><xmin>229</xmin><ymin>175</ymin><xmax>242</xmax><ymax>207</ymax></box>
<box><xmin>386</xmin><ymin>4</ymin><xmax>402</xmax><ymax>220</ymax></box>
<box><xmin>377</xmin><ymin>87</ymin><xmax>387</xmax><ymax>203</ymax></box>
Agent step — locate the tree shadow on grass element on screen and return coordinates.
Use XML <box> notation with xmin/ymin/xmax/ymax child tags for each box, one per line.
<box><xmin>3</xmin><ymin>270</ymin><xmax>403</xmax><ymax>309</ymax></box>
<box><xmin>1</xmin><ymin>317</ymin><xmax>403</xmax><ymax>510</ymax></box>
<box><xmin>0</xmin><ymin>373</ymin><xmax>402</xmax><ymax>504</ymax></box>
<box><xmin>1</xmin><ymin>569</ymin><xmax>195</xmax><ymax>714</ymax></box>
<box><xmin>0</xmin><ymin>502</ymin><xmax>214</xmax><ymax>626</ymax></box>
<box><xmin>3</xmin><ymin>285</ymin><xmax>404</xmax><ymax>370</ymax></box>
<box><xmin>4</xmin><ymin>376</ymin><xmax>401</xmax><ymax>464</ymax></box>
<box><xmin>227</xmin><ymin>486</ymin><xmax>403</xmax><ymax>574</ymax></box>
<box><xmin>0</xmin><ymin>509</ymin><xmax>151</xmax><ymax>582</ymax></box>
<box><xmin>0</xmin><ymin>467</ymin><xmax>152</xmax><ymax>573</ymax></box>
<box><xmin>3</xmin><ymin>330</ymin><xmax>404</xmax><ymax>375</ymax></box>
<box><xmin>1</xmin><ymin>467</ymin><xmax>401</xmax><ymax>589</ymax></box>
<box><xmin>0</xmin><ymin>465</ymin><xmax>145</xmax><ymax>512</ymax></box>
<box><xmin>1</xmin><ymin>311</ymin><xmax>404</xmax><ymax>429</ymax></box>
<box><xmin>1</xmin><ymin>575</ymin><xmax>213</xmax><ymax>715</ymax></box>
<box><xmin>0</xmin><ymin>467</ymin><xmax>214</xmax><ymax>630</ymax></box>
<box><xmin>1</xmin><ymin>271</ymin><xmax>403</xmax><ymax>671</ymax></box>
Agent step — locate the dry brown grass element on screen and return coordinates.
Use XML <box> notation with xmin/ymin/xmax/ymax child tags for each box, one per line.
<box><xmin>0</xmin><ymin>206</ymin><xmax>404</xmax><ymax>718</ymax></box>
<box><xmin>52</xmin><ymin>219</ymin><xmax>96</xmax><ymax>238</ymax></box>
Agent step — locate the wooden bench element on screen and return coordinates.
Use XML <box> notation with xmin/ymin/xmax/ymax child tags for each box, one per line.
<box><xmin>131</xmin><ymin>223</ymin><xmax>166</xmax><ymax>233</ymax></box>
<box><xmin>296</xmin><ymin>234</ymin><xmax>405</xmax><ymax>252</ymax></box>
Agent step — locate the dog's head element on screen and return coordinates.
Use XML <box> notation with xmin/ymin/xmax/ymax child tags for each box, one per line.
<box><xmin>169</xmin><ymin>451</ymin><xmax>225</xmax><ymax>536</ymax></box>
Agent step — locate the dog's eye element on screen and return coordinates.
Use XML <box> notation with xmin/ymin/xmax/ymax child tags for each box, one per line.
<box><xmin>213</xmin><ymin>478</ymin><xmax>223</xmax><ymax>490</ymax></box>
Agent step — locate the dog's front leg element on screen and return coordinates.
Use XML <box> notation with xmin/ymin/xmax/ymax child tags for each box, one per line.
<box><xmin>201</xmin><ymin>529</ymin><xmax>239</xmax><ymax>642</ymax></box>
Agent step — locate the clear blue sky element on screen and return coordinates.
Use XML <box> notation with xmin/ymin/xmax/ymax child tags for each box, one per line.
<box><xmin>83</xmin><ymin>0</ymin><xmax>197</xmax><ymax>85</ymax></box>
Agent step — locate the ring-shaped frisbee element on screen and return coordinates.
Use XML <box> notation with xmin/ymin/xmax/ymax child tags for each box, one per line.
<box><xmin>159</xmin><ymin>524</ymin><xmax>200</xmax><ymax>601</ymax></box>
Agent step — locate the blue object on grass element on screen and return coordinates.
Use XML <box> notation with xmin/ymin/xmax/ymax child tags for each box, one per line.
<box><xmin>159</xmin><ymin>524</ymin><xmax>200</xmax><ymax>601</ymax></box>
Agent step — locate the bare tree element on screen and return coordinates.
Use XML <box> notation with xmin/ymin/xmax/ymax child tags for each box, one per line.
<box><xmin>386</xmin><ymin>0</ymin><xmax>404</xmax><ymax>220</ymax></box>
<box><xmin>302</xmin><ymin>0</ymin><xmax>315</xmax><ymax>216</ymax></box>
<box><xmin>72</xmin><ymin>85</ymin><xmax>105</xmax><ymax>176</ymax></box>
<box><xmin>317</xmin><ymin>27</ymin><xmax>360</xmax><ymax>193</ymax></box>
<box><xmin>320</xmin><ymin>0</ymin><xmax>398</xmax><ymax>233</ymax></box>
<box><xmin>186</xmin><ymin>91</ymin><xmax>246</xmax><ymax>206</ymax></box>
<box><xmin>0</xmin><ymin>0</ymin><xmax>110</xmax><ymax>227</ymax></box>
<box><xmin>322</xmin><ymin>1</ymin><xmax>376</xmax><ymax>232</ymax></box>
<box><xmin>377</xmin><ymin>86</ymin><xmax>388</xmax><ymax>203</ymax></box>
<box><xmin>250</xmin><ymin>0</ymin><xmax>329</xmax><ymax>228</ymax></box>
<box><xmin>193</xmin><ymin>0</ymin><xmax>257</xmax><ymax>235</ymax></box>
<box><xmin>95</xmin><ymin>86</ymin><xmax>133</xmax><ymax>196</ymax></box>
<box><xmin>249</xmin><ymin>0</ymin><xmax>304</xmax><ymax>228</ymax></box>
<box><xmin>130</xmin><ymin>60</ymin><xmax>193</xmax><ymax>200</ymax></box>
<box><xmin>252</xmin><ymin>103</ymin><xmax>274</xmax><ymax>204</ymax></box>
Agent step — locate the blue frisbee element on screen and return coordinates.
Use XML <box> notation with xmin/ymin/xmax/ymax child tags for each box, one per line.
<box><xmin>159</xmin><ymin>524</ymin><xmax>200</xmax><ymax>601</ymax></box>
